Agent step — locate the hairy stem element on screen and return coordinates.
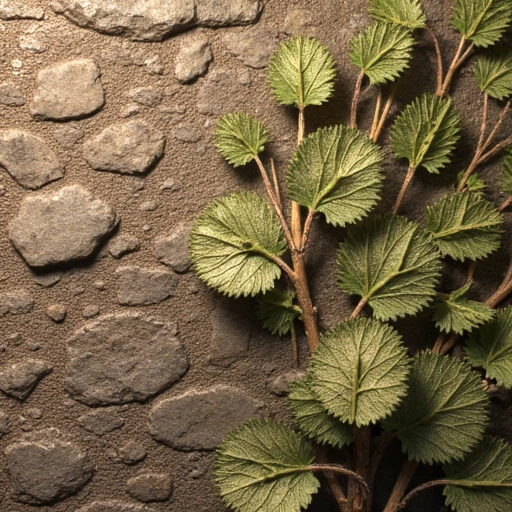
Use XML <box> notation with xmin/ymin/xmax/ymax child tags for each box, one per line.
<box><xmin>351</xmin><ymin>71</ymin><xmax>365</xmax><ymax>129</ymax></box>
<box><xmin>393</xmin><ymin>164</ymin><xmax>416</xmax><ymax>214</ymax></box>
<box><xmin>382</xmin><ymin>460</ymin><xmax>419</xmax><ymax>512</ymax></box>
<box><xmin>269</xmin><ymin>157</ymin><xmax>282</xmax><ymax>209</ymax></box>
<box><xmin>370</xmin><ymin>88</ymin><xmax>383</xmax><ymax>139</ymax></box>
<box><xmin>351</xmin><ymin>298</ymin><xmax>367</xmax><ymax>318</ymax></box>
<box><xmin>301</xmin><ymin>209</ymin><xmax>316</xmax><ymax>250</ymax></box>
<box><xmin>439</xmin><ymin>36</ymin><xmax>467</xmax><ymax>96</ymax></box>
<box><xmin>309</xmin><ymin>464</ymin><xmax>370</xmax><ymax>498</ymax></box>
<box><xmin>317</xmin><ymin>447</ymin><xmax>348</xmax><ymax>512</ymax></box>
<box><xmin>398</xmin><ymin>479</ymin><xmax>452</xmax><ymax>509</ymax></box>
<box><xmin>372</xmin><ymin>83</ymin><xmax>399</xmax><ymax>143</ymax></box>
<box><xmin>426</xmin><ymin>25</ymin><xmax>443</xmax><ymax>95</ymax></box>
<box><xmin>291</xmin><ymin>108</ymin><xmax>306</xmax><ymax>249</ymax></box>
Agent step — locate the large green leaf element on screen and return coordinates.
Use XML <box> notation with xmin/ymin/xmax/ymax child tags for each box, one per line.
<box><xmin>350</xmin><ymin>22</ymin><xmax>415</xmax><ymax>85</ymax></box>
<box><xmin>215</xmin><ymin>419</ymin><xmax>320</xmax><ymax>512</ymax></box>
<box><xmin>190</xmin><ymin>192</ymin><xmax>286</xmax><ymax>298</ymax></box>
<box><xmin>443</xmin><ymin>437</ymin><xmax>512</xmax><ymax>512</ymax></box>
<box><xmin>310</xmin><ymin>318</ymin><xmax>410</xmax><ymax>426</ymax></box>
<box><xmin>383</xmin><ymin>352</ymin><xmax>489</xmax><ymax>465</ymax></box>
<box><xmin>289</xmin><ymin>376</ymin><xmax>354</xmax><ymax>449</ymax></box>
<box><xmin>268</xmin><ymin>37</ymin><xmax>336</xmax><ymax>109</ymax></box>
<box><xmin>427</xmin><ymin>192</ymin><xmax>503</xmax><ymax>261</ymax></box>
<box><xmin>474</xmin><ymin>47</ymin><xmax>512</xmax><ymax>101</ymax></box>
<box><xmin>465</xmin><ymin>305</ymin><xmax>512</xmax><ymax>387</ymax></box>
<box><xmin>337</xmin><ymin>214</ymin><xmax>442</xmax><ymax>321</ymax></box>
<box><xmin>390</xmin><ymin>93</ymin><xmax>461</xmax><ymax>174</ymax></box>
<box><xmin>287</xmin><ymin>125</ymin><xmax>384</xmax><ymax>227</ymax></box>
<box><xmin>257</xmin><ymin>289</ymin><xmax>301</xmax><ymax>336</ymax></box>
<box><xmin>368</xmin><ymin>0</ymin><xmax>426</xmax><ymax>29</ymax></box>
<box><xmin>501</xmin><ymin>147</ymin><xmax>512</xmax><ymax>195</ymax></box>
<box><xmin>452</xmin><ymin>0</ymin><xmax>512</xmax><ymax>48</ymax></box>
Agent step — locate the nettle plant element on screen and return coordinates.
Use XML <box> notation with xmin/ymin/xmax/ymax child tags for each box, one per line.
<box><xmin>189</xmin><ymin>0</ymin><xmax>512</xmax><ymax>511</ymax></box>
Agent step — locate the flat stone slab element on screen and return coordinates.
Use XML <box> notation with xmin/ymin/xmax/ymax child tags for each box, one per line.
<box><xmin>0</xmin><ymin>1</ymin><xmax>45</xmax><ymax>20</ymax></box>
<box><xmin>0</xmin><ymin>360</ymin><xmax>52</xmax><ymax>400</ymax></box>
<box><xmin>154</xmin><ymin>222</ymin><xmax>193</xmax><ymax>273</ymax></box>
<box><xmin>175</xmin><ymin>38</ymin><xmax>213</xmax><ymax>83</ymax></box>
<box><xmin>0</xmin><ymin>289</ymin><xmax>34</xmax><ymax>316</ymax></box>
<box><xmin>77</xmin><ymin>502</ymin><xmax>153</xmax><ymax>512</ymax></box>
<box><xmin>0</xmin><ymin>82</ymin><xmax>25</xmax><ymax>106</ymax></box>
<box><xmin>126</xmin><ymin>473</ymin><xmax>173</xmax><ymax>502</ymax></box>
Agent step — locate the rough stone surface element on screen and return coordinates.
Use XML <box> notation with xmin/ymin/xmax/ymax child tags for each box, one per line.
<box><xmin>53</xmin><ymin>125</ymin><xmax>84</xmax><ymax>149</ymax></box>
<box><xmin>127</xmin><ymin>86</ymin><xmax>163</xmax><ymax>107</ymax></box>
<box><xmin>0</xmin><ymin>289</ymin><xmax>35</xmax><ymax>316</ymax></box>
<box><xmin>117</xmin><ymin>441</ymin><xmax>147</xmax><ymax>465</ymax></box>
<box><xmin>19</xmin><ymin>35</ymin><xmax>46</xmax><ymax>53</ymax></box>
<box><xmin>149</xmin><ymin>385</ymin><xmax>262</xmax><ymax>450</ymax></box>
<box><xmin>126</xmin><ymin>473</ymin><xmax>172</xmax><ymax>502</ymax></box>
<box><xmin>0</xmin><ymin>1</ymin><xmax>44</xmax><ymax>20</ymax></box>
<box><xmin>0</xmin><ymin>360</ymin><xmax>52</xmax><ymax>400</ymax></box>
<box><xmin>0</xmin><ymin>81</ymin><xmax>25</xmax><ymax>106</ymax></box>
<box><xmin>31</xmin><ymin>270</ymin><xmax>63</xmax><ymax>287</ymax></box>
<box><xmin>115</xmin><ymin>266</ymin><xmax>177</xmax><ymax>306</ymax></box>
<box><xmin>9</xmin><ymin>185</ymin><xmax>118</xmax><ymax>268</ymax></box>
<box><xmin>224</xmin><ymin>29</ymin><xmax>276</xmax><ymax>68</ymax></box>
<box><xmin>196</xmin><ymin>0</ymin><xmax>262</xmax><ymax>26</ymax></box>
<box><xmin>77</xmin><ymin>501</ymin><xmax>152</xmax><ymax>512</ymax></box>
<box><xmin>0</xmin><ymin>410</ymin><xmax>11</xmax><ymax>437</ymax></box>
<box><xmin>84</xmin><ymin>120</ymin><xmax>166</xmax><ymax>175</ymax></box>
<box><xmin>154</xmin><ymin>222</ymin><xmax>192</xmax><ymax>273</ymax></box>
<box><xmin>108</xmin><ymin>235</ymin><xmax>140</xmax><ymax>259</ymax></box>
<box><xmin>5</xmin><ymin>429</ymin><xmax>93</xmax><ymax>504</ymax></box>
<box><xmin>282</xmin><ymin>7</ymin><xmax>318</xmax><ymax>36</ymax></box>
<box><xmin>175</xmin><ymin>38</ymin><xmax>213</xmax><ymax>83</ymax></box>
<box><xmin>30</xmin><ymin>59</ymin><xmax>105</xmax><ymax>120</ymax></box>
<box><xmin>46</xmin><ymin>304</ymin><xmax>66</xmax><ymax>322</ymax></box>
<box><xmin>268</xmin><ymin>369</ymin><xmax>307</xmax><ymax>396</ymax></box>
<box><xmin>83</xmin><ymin>304</ymin><xmax>100</xmax><ymax>319</ymax></box>
<box><xmin>66</xmin><ymin>313</ymin><xmax>188</xmax><ymax>405</ymax></box>
<box><xmin>78</xmin><ymin>409</ymin><xmax>124</xmax><ymax>436</ymax></box>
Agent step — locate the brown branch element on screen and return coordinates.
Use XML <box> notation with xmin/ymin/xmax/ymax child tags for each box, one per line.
<box><xmin>393</xmin><ymin>164</ymin><xmax>416</xmax><ymax>214</ymax></box>
<box><xmin>440</xmin><ymin>36</ymin><xmax>467</xmax><ymax>96</ymax></box>
<box><xmin>382</xmin><ymin>460</ymin><xmax>419</xmax><ymax>512</ymax></box>
<box><xmin>301</xmin><ymin>209</ymin><xmax>316</xmax><ymax>251</ymax></box>
<box><xmin>317</xmin><ymin>448</ymin><xmax>348</xmax><ymax>512</ymax></box>
<box><xmin>351</xmin><ymin>298</ymin><xmax>367</xmax><ymax>318</ymax></box>
<box><xmin>351</xmin><ymin>71</ymin><xmax>365</xmax><ymax>129</ymax></box>
<box><xmin>485</xmin><ymin>261</ymin><xmax>512</xmax><ymax>308</ymax></box>
<box><xmin>291</xmin><ymin>108</ymin><xmax>306</xmax><ymax>249</ymax></box>
<box><xmin>370</xmin><ymin>88</ymin><xmax>383</xmax><ymax>139</ymax></box>
<box><xmin>309</xmin><ymin>464</ymin><xmax>370</xmax><ymax>498</ymax></box>
<box><xmin>398</xmin><ymin>480</ymin><xmax>451</xmax><ymax>510</ymax></box>
<box><xmin>425</xmin><ymin>25</ymin><xmax>443</xmax><ymax>95</ymax></box>
<box><xmin>499</xmin><ymin>196</ymin><xmax>512</xmax><ymax>212</ymax></box>
<box><xmin>269</xmin><ymin>157</ymin><xmax>282</xmax><ymax>209</ymax></box>
<box><xmin>373</xmin><ymin>82</ymin><xmax>399</xmax><ymax>143</ymax></box>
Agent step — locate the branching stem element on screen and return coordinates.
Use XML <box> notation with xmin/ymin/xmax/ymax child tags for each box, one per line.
<box><xmin>269</xmin><ymin>157</ymin><xmax>282</xmax><ymax>209</ymax></box>
<box><xmin>398</xmin><ymin>479</ymin><xmax>452</xmax><ymax>509</ymax></box>
<box><xmin>440</xmin><ymin>36</ymin><xmax>468</xmax><ymax>96</ymax></box>
<box><xmin>425</xmin><ymin>25</ymin><xmax>443</xmax><ymax>95</ymax></box>
<box><xmin>372</xmin><ymin>82</ymin><xmax>399</xmax><ymax>143</ymax></box>
<box><xmin>393</xmin><ymin>164</ymin><xmax>416</xmax><ymax>214</ymax></box>
<box><xmin>382</xmin><ymin>460</ymin><xmax>418</xmax><ymax>512</ymax></box>
<box><xmin>370</xmin><ymin>88</ymin><xmax>383</xmax><ymax>139</ymax></box>
<box><xmin>351</xmin><ymin>71</ymin><xmax>365</xmax><ymax>129</ymax></box>
<box><xmin>485</xmin><ymin>260</ymin><xmax>512</xmax><ymax>308</ymax></box>
<box><xmin>317</xmin><ymin>447</ymin><xmax>348</xmax><ymax>512</ymax></box>
<box><xmin>309</xmin><ymin>464</ymin><xmax>370</xmax><ymax>497</ymax></box>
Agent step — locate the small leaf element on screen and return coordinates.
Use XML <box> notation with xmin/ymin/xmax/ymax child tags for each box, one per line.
<box><xmin>465</xmin><ymin>305</ymin><xmax>512</xmax><ymax>387</ymax></box>
<box><xmin>475</xmin><ymin>47</ymin><xmax>512</xmax><ymax>100</ymax></box>
<box><xmin>368</xmin><ymin>0</ymin><xmax>426</xmax><ymax>29</ymax></box>
<box><xmin>443</xmin><ymin>437</ymin><xmax>512</xmax><ymax>512</ymax></box>
<box><xmin>268</xmin><ymin>36</ymin><xmax>336</xmax><ymax>108</ymax></box>
<box><xmin>310</xmin><ymin>318</ymin><xmax>410</xmax><ymax>426</ymax></box>
<box><xmin>190</xmin><ymin>192</ymin><xmax>286</xmax><ymax>298</ymax></box>
<box><xmin>350</xmin><ymin>22</ymin><xmax>415</xmax><ymax>85</ymax></box>
<box><xmin>215</xmin><ymin>419</ymin><xmax>320</xmax><ymax>512</ymax></box>
<box><xmin>383</xmin><ymin>352</ymin><xmax>489</xmax><ymax>465</ymax></box>
<box><xmin>338</xmin><ymin>214</ymin><xmax>442</xmax><ymax>321</ymax></box>
<box><xmin>215</xmin><ymin>113</ymin><xmax>269</xmax><ymax>167</ymax></box>
<box><xmin>456</xmin><ymin>170</ymin><xmax>486</xmax><ymax>192</ymax></box>
<box><xmin>390</xmin><ymin>93</ymin><xmax>461</xmax><ymax>174</ymax></box>
<box><xmin>427</xmin><ymin>191</ymin><xmax>503</xmax><ymax>261</ymax></box>
<box><xmin>501</xmin><ymin>146</ymin><xmax>512</xmax><ymax>195</ymax></box>
<box><xmin>452</xmin><ymin>0</ymin><xmax>512</xmax><ymax>48</ymax></box>
<box><xmin>287</xmin><ymin>125</ymin><xmax>384</xmax><ymax>227</ymax></box>
<box><xmin>289</xmin><ymin>376</ymin><xmax>354</xmax><ymax>449</ymax></box>
<box><xmin>257</xmin><ymin>288</ymin><xmax>301</xmax><ymax>336</ymax></box>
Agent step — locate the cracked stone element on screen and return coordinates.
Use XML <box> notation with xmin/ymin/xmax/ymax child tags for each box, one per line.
<box><xmin>108</xmin><ymin>235</ymin><xmax>140</xmax><ymax>259</ymax></box>
<box><xmin>0</xmin><ymin>1</ymin><xmax>45</xmax><ymax>20</ymax></box>
<box><xmin>77</xmin><ymin>501</ymin><xmax>153</xmax><ymax>512</ymax></box>
<box><xmin>0</xmin><ymin>82</ymin><xmax>25</xmax><ymax>106</ymax></box>
<box><xmin>47</xmin><ymin>304</ymin><xmax>66</xmax><ymax>323</ymax></box>
<box><xmin>117</xmin><ymin>441</ymin><xmax>146</xmax><ymax>465</ymax></box>
<box><xmin>154</xmin><ymin>222</ymin><xmax>193</xmax><ymax>273</ymax></box>
<box><xmin>0</xmin><ymin>289</ymin><xmax>34</xmax><ymax>316</ymax></box>
<box><xmin>127</xmin><ymin>473</ymin><xmax>172</xmax><ymax>503</ymax></box>
<box><xmin>175</xmin><ymin>38</ymin><xmax>213</xmax><ymax>83</ymax></box>
<box><xmin>0</xmin><ymin>360</ymin><xmax>52</xmax><ymax>400</ymax></box>
<box><xmin>224</xmin><ymin>28</ymin><xmax>276</xmax><ymax>68</ymax></box>
<box><xmin>78</xmin><ymin>409</ymin><xmax>124</xmax><ymax>436</ymax></box>
<box><xmin>127</xmin><ymin>86</ymin><xmax>163</xmax><ymax>107</ymax></box>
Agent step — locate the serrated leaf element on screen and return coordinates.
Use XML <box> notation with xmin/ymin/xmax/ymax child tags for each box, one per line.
<box><xmin>215</xmin><ymin>113</ymin><xmax>269</xmax><ymax>167</ymax></box>
<box><xmin>289</xmin><ymin>376</ymin><xmax>354</xmax><ymax>449</ymax></box>
<box><xmin>310</xmin><ymin>318</ymin><xmax>410</xmax><ymax>426</ymax></box>
<box><xmin>190</xmin><ymin>192</ymin><xmax>286</xmax><ymax>298</ymax></box>
<box><xmin>257</xmin><ymin>288</ymin><xmax>301</xmax><ymax>336</ymax></box>
<box><xmin>382</xmin><ymin>352</ymin><xmax>489</xmax><ymax>465</ymax></box>
<box><xmin>368</xmin><ymin>0</ymin><xmax>426</xmax><ymax>29</ymax></box>
<box><xmin>287</xmin><ymin>125</ymin><xmax>384</xmax><ymax>227</ymax></box>
<box><xmin>475</xmin><ymin>47</ymin><xmax>512</xmax><ymax>100</ymax></box>
<box><xmin>337</xmin><ymin>214</ymin><xmax>442</xmax><ymax>321</ymax></box>
<box><xmin>452</xmin><ymin>0</ymin><xmax>512</xmax><ymax>48</ymax></box>
<box><xmin>215</xmin><ymin>419</ymin><xmax>320</xmax><ymax>512</ymax></box>
<box><xmin>465</xmin><ymin>306</ymin><xmax>512</xmax><ymax>387</ymax></box>
<box><xmin>349</xmin><ymin>22</ymin><xmax>415</xmax><ymax>85</ymax></box>
<box><xmin>456</xmin><ymin>170</ymin><xmax>486</xmax><ymax>192</ymax></box>
<box><xmin>443</xmin><ymin>437</ymin><xmax>512</xmax><ymax>512</ymax></box>
<box><xmin>390</xmin><ymin>93</ymin><xmax>461</xmax><ymax>174</ymax></box>
<box><xmin>427</xmin><ymin>192</ymin><xmax>503</xmax><ymax>262</ymax></box>
<box><xmin>268</xmin><ymin>36</ymin><xmax>336</xmax><ymax>108</ymax></box>
<box><xmin>501</xmin><ymin>147</ymin><xmax>512</xmax><ymax>195</ymax></box>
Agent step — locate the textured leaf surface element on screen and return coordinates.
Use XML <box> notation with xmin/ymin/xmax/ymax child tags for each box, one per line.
<box><xmin>452</xmin><ymin>0</ymin><xmax>512</xmax><ymax>48</ymax></box>
<box><xmin>310</xmin><ymin>318</ymin><xmax>410</xmax><ymax>426</ymax></box>
<box><xmin>215</xmin><ymin>419</ymin><xmax>320</xmax><ymax>512</ymax></box>
<box><xmin>338</xmin><ymin>214</ymin><xmax>442</xmax><ymax>321</ymax></box>
<box><xmin>289</xmin><ymin>376</ymin><xmax>354</xmax><ymax>449</ymax></box>
<box><xmin>257</xmin><ymin>289</ymin><xmax>301</xmax><ymax>336</ymax></box>
<box><xmin>427</xmin><ymin>192</ymin><xmax>503</xmax><ymax>261</ymax></box>
<box><xmin>287</xmin><ymin>125</ymin><xmax>384</xmax><ymax>227</ymax></box>
<box><xmin>350</xmin><ymin>22</ymin><xmax>415</xmax><ymax>84</ymax></box>
<box><xmin>465</xmin><ymin>306</ymin><xmax>512</xmax><ymax>387</ymax></box>
<box><xmin>501</xmin><ymin>147</ymin><xmax>512</xmax><ymax>195</ymax></box>
<box><xmin>215</xmin><ymin>113</ymin><xmax>269</xmax><ymax>167</ymax></box>
<box><xmin>383</xmin><ymin>352</ymin><xmax>489</xmax><ymax>465</ymax></box>
<box><xmin>190</xmin><ymin>192</ymin><xmax>286</xmax><ymax>298</ymax></box>
<box><xmin>443</xmin><ymin>437</ymin><xmax>512</xmax><ymax>512</ymax></box>
<box><xmin>390</xmin><ymin>93</ymin><xmax>461</xmax><ymax>173</ymax></box>
<box><xmin>368</xmin><ymin>0</ymin><xmax>426</xmax><ymax>29</ymax></box>
<box><xmin>475</xmin><ymin>47</ymin><xmax>512</xmax><ymax>100</ymax></box>
<box><xmin>268</xmin><ymin>37</ymin><xmax>336</xmax><ymax>108</ymax></box>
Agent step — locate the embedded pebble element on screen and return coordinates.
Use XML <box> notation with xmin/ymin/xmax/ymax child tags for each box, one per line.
<box><xmin>83</xmin><ymin>305</ymin><xmax>100</xmax><ymax>319</ymax></box>
<box><xmin>78</xmin><ymin>409</ymin><xmax>124</xmax><ymax>436</ymax></box>
<box><xmin>126</xmin><ymin>473</ymin><xmax>173</xmax><ymax>502</ymax></box>
<box><xmin>159</xmin><ymin>178</ymin><xmax>176</xmax><ymax>192</ymax></box>
<box><xmin>282</xmin><ymin>7</ymin><xmax>317</xmax><ymax>36</ymax></box>
<box><xmin>53</xmin><ymin>125</ymin><xmax>84</xmax><ymax>149</ymax></box>
<box><xmin>31</xmin><ymin>270</ymin><xmax>63</xmax><ymax>287</ymax></box>
<box><xmin>0</xmin><ymin>360</ymin><xmax>52</xmax><ymax>400</ymax></box>
<box><xmin>175</xmin><ymin>38</ymin><xmax>213</xmax><ymax>83</ymax></box>
<box><xmin>0</xmin><ymin>289</ymin><xmax>35</xmax><ymax>316</ymax></box>
<box><xmin>223</xmin><ymin>28</ymin><xmax>276</xmax><ymax>68</ymax></box>
<box><xmin>0</xmin><ymin>2</ymin><xmax>45</xmax><ymax>20</ymax></box>
<box><xmin>0</xmin><ymin>82</ymin><xmax>25</xmax><ymax>106</ymax></box>
<box><xmin>47</xmin><ymin>304</ymin><xmax>66</xmax><ymax>323</ymax></box>
<box><xmin>144</xmin><ymin>54</ymin><xmax>164</xmax><ymax>75</ymax></box>
<box><xmin>154</xmin><ymin>222</ymin><xmax>193</xmax><ymax>273</ymax></box>
<box><xmin>77</xmin><ymin>501</ymin><xmax>152</xmax><ymax>512</ymax></box>
<box><xmin>127</xmin><ymin>86</ymin><xmax>163</xmax><ymax>107</ymax></box>
<box><xmin>174</xmin><ymin>124</ymin><xmax>202</xmax><ymax>143</ymax></box>
<box><xmin>117</xmin><ymin>440</ymin><xmax>147</xmax><ymax>465</ymax></box>
<box><xmin>120</xmin><ymin>104</ymin><xmax>141</xmax><ymax>118</ymax></box>
<box><xmin>93</xmin><ymin>280</ymin><xmax>106</xmax><ymax>290</ymax></box>
<box><xmin>24</xmin><ymin>408</ymin><xmax>43</xmax><ymax>420</ymax></box>
<box><xmin>268</xmin><ymin>369</ymin><xmax>307</xmax><ymax>396</ymax></box>
<box><xmin>138</xmin><ymin>200</ymin><xmax>158</xmax><ymax>212</ymax></box>
<box><xmin>19</xmin><ymin>35</ymin><xmax>46</xmax><ymax>53</ymax></box>
<box><xmin>108</xmin><ymin>235</ymin><xmax>140</xmax><ymax>259</ymax></box>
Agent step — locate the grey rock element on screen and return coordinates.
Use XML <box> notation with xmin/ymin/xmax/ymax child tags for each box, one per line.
<box><xmin>117</xmin><ymin>440</ymin><xmax>146</xmax><ymax>465</ymax></box>
<box><xmin>5</xmin><ymin>428</ymin><xmax>93</xmax><ymax>504</ymax></box>
<box><xmin>0</xmin><ymin>1</ymin><xmax>45</xmax><ymax>20</ymax></box>
<box><xmin>267</xmin><ymin>369</ymin><xmax>307</xmax><ymax>396</ymax></box>
<box><xmin>19</xmin><ymin>35</ymin><xmax>46</xmax><ymax>53</ymax></box>
<box><xmin>127</xmin><ymin>86</ymin><xmax>163</xmax><ymax>107</ymax></box>
<box><xmin>174</xmin><ymin>124</ymin><xmax>202</xmax><ymax>143</ymax></box>
<box><xmin>138</xmin><ymin>200</ymin><xmax>158</xmax><ymax>212</ymax></box>
<box><xmin>65</xmin><ymin>313</ymin><xmax>188</xmax><ymax>405</ymax></box>
<box><xmin>0</xmin><ymin>129</ymin><xmax>64</xmax><ymax>189</ymax></box>
<box><xmin>149</xmin><ymin>385</ymin><xmax>262</xmax><ymax>450</ymax></box>
<box><xmin>82</xmin><ymin>304</ymin><xmax>100</xmax><ymax>319</ymax></box>
<box><xmin>159</xmin><ymin>178</ymin><xmax>176</xmax><ymax>192</ymax></box>
<box><xmin>84</xmin><ymin>120</ymin><xmax>166</xmax><ymax>175</ymax></box>
<box><xmin>92</xmin><ymin>280</ymin><xmax>106</xmax><ymax>290</ymax></box>
<box><xmin>282</xmin><ymin>8</ymin><xmax>317</xmax><ymax>37</ymax></box>
<box><xmin>175</xmin><ymin>38</ymin><xmax>213</xmax><ymax>83</ymax></box>
<box><xmin>144</xmin><ymin>54</ymin><xmax>164</xmax><ymax>75</ymax></box>
<box><xmin>0</xmin><ymin>289</ymin><xmax>35</xmax><ymax>316</ymax></box>
<box><xmin>0</xmin><ymin>410</ymin><xmax>11</xmax><ymax>436</ymax></box>
<box><xmin>0</xmin><ymin>360</ymin><xmax>52</xmax><ymax>400</ymax></box>
<box><xmin>109</xmin><ymin>235</ymin><xmax>140</xmax><ymax>259</ymax></box>
<box><xmin>127</xmin><ymin>473</ymin><xmax>172</xmax><ymax>502</ymax></box>
<box><xmin>78</xmin><ymin>409</ymin><xmax>124</xmax><ymax>436</ymax></box>
<box><xmin>24</xmin><ymin>408</ymin><xmax>43</xmax><ymax>420</ymax></box>
<box><xmin>115</xmin><ymin>266</ymin><xmax>177</xmax><ymax>306</ymax></box>
<box><xmin>47</xmin><ymin>304</ymin><xmax>66</xmax><ymax>323</ymax></box>
<box><xmin>53</xmin><ymin>125</ymin><xmax>84</xmax><ymax>149</ymax></box>
<box><xmin>9</xmin><ymin>185</ymin><xmax>118</xmax><ymax>268</ymax></box>
<box><xmin>31</xmin><ymin>270</ymin><xmax>63</xmax><ymax>287</ymax></box>
<box><xmin>154</xmin><ymin>222</ymin><xmax>193</xmax><ymax>273</ymax></box>
<box><xmin>224</xmin><ymin>29</ymin><xmax>276</xmax><ymax>68</ymax></box>
<box><xmin>196</xmin><ymin>0</ymin><xmax>261</xmax><ymax>26</ymax></box>
<box><xmin>0</xmin><ymin>82</ymin><xmax>25</xmax><ymax>106</ymax></box>
<box><xmin>77</xmin><ymin>501</ymin><xmax>152</xmax><ymax>512</ymax></box>
<box><xmin>120</xmin><ymin>103</ymin><xmax>141</xmax><ymax>118</ymax></box>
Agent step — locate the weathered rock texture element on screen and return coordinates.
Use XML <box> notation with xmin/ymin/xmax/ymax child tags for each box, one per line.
<box><xmin>0</xmin><ymin>360</ymin><xmax>52</xmax><ymax>399</ymax></box>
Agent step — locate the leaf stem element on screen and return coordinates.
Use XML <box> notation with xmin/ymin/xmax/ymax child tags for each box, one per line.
<box><xmin>485</xmin><ymin>260</ymin><xmax>512</xmax><ymax>308</ymax></box>
<box><xmin>309</xmin><ymin>464</ymin><xmax>370</xmax><ymax>498</ymax></box>
<box><xmin>351</xmin><ymin>71</ymin><xmax>365</xmax><ymax>129</ymax></box>
<box><xmin>291</xmin><ymin>108</ymin><xmax>306</xmax><ymax>249</ymax></box>
<box><xmin>439</xmin><ymin>36</ymin><xmax>468</xmax><ymax>96</ymax></box>
<box><xmin>351</xmin><ymin>298</ymin><xmax>367</xmax><ymax>318</ymax></box>
<box><xmin>351</xmin><ymin>426</ymin><xmax>372</xmax><ymax>512</ymax></box>
<box><xmin>317</xmin><ymin>447</ymin><xmax>348</xmax><ymax>512</ymax></box>
<box><xmin>369</xmin><ymin>431</ymin><xmax>396</xmax><ymax>492</ymax></box>
<box><xmin>301</xmin><ymin>209</ymin><xmax>316</xmax><ymax>250</ymax></box>
<box><xmin>439</xmin><ymin>333</ymin><xmax>458</xmax><ymax>355</ymax></box>
<box><xmin>269</xmin><ymin>157</ymin><xmax>282</xmax><ymax>209</ymax></box>
<box><xmin>499</xmin><ymin>195</ymin><xmax>512</xmax><ymax>212</ymax></box>
<box><xmin>382</xmin><ymin>459</ymin><xmax>418</xmax><ymax>512</ymax></box>
<box><xmin>291</xmin><ymin>324</ymin><xmax>299</xmax><ymax>368</ymax></box>
<box><xmin>370</xmin><ymin>88</ymin><xmax>383</xmax><ymax>139</ymax></box>
<box><xmin>393</xmin><ymin>164</ymin><xmax>416</xmax><ymax>214</ymax></box>
<box><xmin>425</xmin><ymin>25</ymin><xmax>443</xmax><ymax>95</ymax></box>
<box><xmin>432</xmin><ymin>332</ymin><xmax>446</xmax><ymax>353</ymax></box>
<box><xmin>372</xmin><ymin>82</ymin><xmax>399</xmax><ymax>143</ymax></box>
<box><xmin>398</xmin><ymin>479</ymin><xmax>451</xmax><ymax>509</ymax></box>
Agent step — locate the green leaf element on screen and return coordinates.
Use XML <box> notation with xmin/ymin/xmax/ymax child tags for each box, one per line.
<box><xmin>368</xmin><ymin>0</ymin><xmax>426</xmax><ymax>29</ymax></box>
<box><xmin>268</xmin><ymin>36</ymin><xmax>336</xmax><ymax>108</ymax></box>
<box><xmin>257</xmin><ymin>289</ymin><xmax>301</xmax><ymax>336</ymax></box>
<box><xmin>215</xmin><ymin>419</ymin><xmax>320</xmax><ymax>512</ymax></box>
<box><xmin>427</xmin><ymin>191</ymin><xmax>503</xmax><ymax>261</ymax></box>
<box><xmin>289</xmin><ymin>376</ymin><xmax>354</xmax><ymax>449</ymax></box>
<box><xmin>310</xmin><ymin>318</ymin><xmax>410</xmax><ymax>426</ymax></box>
<box><xmin>432</xmin><ymin>282</ymin><xmax>494</xmax><ymax>335</ymax></box>
<box><xmin>287</xmin><ymin>125</ymin><xmax>384</xmax><ymax>227</ymax></box>
<box><xmin>349</xmin><ymin>22</ymin><xmax>415</xmax><ymax>85</ymax></box>
<box><xmin>500</xmin><ymin>146</ymin><xmax>512</xmax><ymax>195</ymax></box>
<box><xmin>215</xmin><ymin>113</ymin><xmax>269</xmax><ymax>167</ymax></box>
<box><xmin>452</xmin><ymin>0</ymin><xmax>512</xmax><ymax>48</ymax></box>
<box><xmin>337</xmin><ymin>214</ymin><xmax>442</xmax><ymax>321</ymax></box>
<box><xmin>443</xmin><ymin>437</ymin><xmax>512</xmax><ymax>512</ymax></box>
<box><xmin>383</xmin><ymin>352</ymin><xmax>489</xmax><ymax>465</ymax></box>
<box><xmin>465</xmin><ymin>305</ymin><xmax>512</xmax><ymax>387</ymax></box>
<box><xmin>475</xmin><ymin>47</ymin><xmax>512</xmax><ymax>100</ymax></box>
<box><xmin>390</xmin><ymin>93</ymin><xmax>461</xmax><ymax>174</ymax></box>
<box><xmin>190</xmin><ymin>192</ymin><xmax>286</xmax><ymax>298</ymax></box>
<box><xmin>456</xmin><ymin>170</ymin><xmax>486</xmax><ymax>192</ymax></box>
